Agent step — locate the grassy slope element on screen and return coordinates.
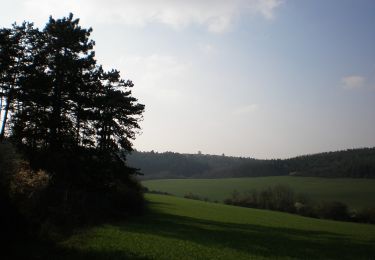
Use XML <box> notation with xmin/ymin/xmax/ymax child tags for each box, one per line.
<box><xmin>57</xmin><ymin>194</ymin><xmax>375</xmax><ymax>260</ymax></box>
<box><xmin>143</xmin><ymin>176</ymin><xmax>375</xmax><ymax>209</ymax></box>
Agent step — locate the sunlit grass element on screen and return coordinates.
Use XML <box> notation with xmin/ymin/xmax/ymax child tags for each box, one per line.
<box><xmin>57</xmin><ymin>194</ymin><xmax>375</xmax><ymax>259</ymax></box>
<box><xmin>143</xmin><ymin>176</ymin><xmax>375</xmax><ymax>209</ymax></box>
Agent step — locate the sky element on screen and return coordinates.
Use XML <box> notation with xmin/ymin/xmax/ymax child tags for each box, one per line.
<box><xmin>1</xmin><ymin>0</ymin><xmax>375</xmax><ymax>159</ymax></box>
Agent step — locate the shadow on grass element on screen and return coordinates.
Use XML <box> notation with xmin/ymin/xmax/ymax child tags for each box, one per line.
<box><xmin>4</xmin><ymin>200</ymin><xmax>374</xmax><ymax>259</ymax></box>
<box><xmin>3</xmin><ymin>236</ymin><xmax>151</xmax><ymax>260</ymax></box>
<box><xmin>112</xmin><ymin>203</ymin><xmax>375</xmax><ymax>260</ymax></box>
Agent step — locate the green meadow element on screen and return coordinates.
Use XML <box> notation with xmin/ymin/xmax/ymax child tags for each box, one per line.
<box><xmin>28</xmin><ymin>194</ymin><xmax>374</xmax><ymax>259</ymax></box>
<box><xmin>143</xmin><ymin>176</ymin><xmax>375</xmax><ymax>209</ymax></box>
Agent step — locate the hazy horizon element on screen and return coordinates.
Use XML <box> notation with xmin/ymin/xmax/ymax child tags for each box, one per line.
<box><xmin>2</xmin><ymin>0</ymin><xmax>375</xmax><ymax>158</ymax></box>
<box><xmin>132</xmin><ymin>145</ymin><xmax>375</xmax><ymax>160</ymax></box>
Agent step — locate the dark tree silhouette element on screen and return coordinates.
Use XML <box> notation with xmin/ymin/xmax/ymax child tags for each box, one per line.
<box><xmin>0</xmin><ymin>23</ymin><xmax>32</xmax><ymax>141</ymax></box>
<box><xmin>0</xmin><ymin>14</ymin><xmax>145</xmax><ymax>221</ymax></box>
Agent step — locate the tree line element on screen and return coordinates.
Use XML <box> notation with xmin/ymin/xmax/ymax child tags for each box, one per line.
<box><xmin>128</xmin><ymin>148</ymin><xmax>375</xmax><ymax>179</ymax></box>
<box><xmin>223</xmin><ymin>185</ymin><xmax>375</xmax><ymax>224</ymax></box>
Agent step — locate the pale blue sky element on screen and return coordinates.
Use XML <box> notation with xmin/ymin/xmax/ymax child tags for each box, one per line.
<box><xmin>1</xmin><ymin>0</ymin><xmax>375</xmax><ymax>158</ymax></box>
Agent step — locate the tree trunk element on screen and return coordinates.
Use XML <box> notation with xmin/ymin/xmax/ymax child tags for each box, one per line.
<box><xmin>0</xmin><ymin>90</ymin><xmax>12</xmax><ymax>142</ymax></box>
<box><xmin>0</xmin><ymin>95</ymin><xmax>3</xmax><ymax>126</ymax></box>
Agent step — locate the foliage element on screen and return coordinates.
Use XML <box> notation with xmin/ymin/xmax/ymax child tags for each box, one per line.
<box><xmin>143</xmin><ymin>187</ymin><xmax>173</xmax><ymax>196</ymax></box>
<box><xmin>10</xmin><ymin>164</ymin><xmax>50</xmax><ymax>197</ymax></box>
<box><xmin>355</xmin><ymin>207</ymin><xmax>375</xmax><ymax>224</ymax></box>
<box><xmin>0</xmin><ymin>142</ymin><xmax>49</xmax><ymax>257</ymax></box>
<box><xmin>0</xmin><ymin>142</ymin><xmax>19</xmax><ymax>191</ymax></box>
<box><xmin>0</xmin><ymin>13</ymin><xmax>144</xmax><ymax>168</ymax></box>
<box><xmin>128</xmin><ymin>148</ymin><xmax>375</xmax><ymax>179</ymax></box>
<box><xmin>129</xmin><ymin>151</ymin><xmax>212</xmax><ymax>179</ymax></box>
<box><xmin>224</xmin><ymin>185</ymin><xmax>299</xmax><ymax>213</ymax></box>
<box><xmin>314</xmin><ymin>201</ymin><xmax>349</xmax><ymax>221</ymax></box>
<box><xmin>0</xmin><ymin>14</ymin><xmax>145</xmax><ymax>223</ymax></box>
<box><xmin>223</xmin><ymin>186</ymin><xmax>367</xmax><ymax>223</ymax></box>
<box><xmin>286</xmin><ymin>148</ymin><xmax>375</xmax><ymax>178</ymax></box>
<box><xmin>184</xmin><ymin>192</ymin><xmax>209</xmax><ymax>202</ymax></box>
<box><xmin>9</xmin><ymin>162</ymin><xmax>50</xmax><ymax>220</ymax></box>
<box><xmin>41</xmin><ymin>176</ymin><xmax>144</xmax><ymax>227</ymax></box>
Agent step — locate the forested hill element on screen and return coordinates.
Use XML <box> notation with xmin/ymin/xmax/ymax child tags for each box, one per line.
<box><xmin>127</xmin><ymin>148</ymin><xmax>375</xmax><ymax>179</ymax></box>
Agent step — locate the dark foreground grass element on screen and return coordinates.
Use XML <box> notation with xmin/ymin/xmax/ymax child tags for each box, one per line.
<box><xmin>143</xmin><ymin>176</ymin><xmax>375</xmax><ymax>209</ymax></box>
<box><xmin>11</xmin><ymin>194</ymin><xmax>374</xmax><ymax>260</ymax></box>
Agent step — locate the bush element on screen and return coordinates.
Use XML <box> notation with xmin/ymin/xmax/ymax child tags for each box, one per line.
<box><xmin>294</xmin><ymin>193</ymin><xmax>316</xmax><ymax>217</ymax></box>
<box><xmin>294</xmin><ymin>201</ymin><xmax>316</xmax><ymax>217</ymax></box>
<box><xmin>225</xmin><ymin>185</ymin><xmax>297</xmax><ymax>213</ymax></box>
<box><xmin>0</xmin><ymin>142</ymin><xmax>20</xmax><ymax>192</ymax></box>
<box><xmin>9</xmin><ymin>162</ymin><xmax>50</xmax><ymax>220</ymax></box>
<box><xmin>111</xmin><ymin>177</ymin><xmax>145</xmax><ymax>216</ymax></box>
<box><xmin>41</xmin><ymin>175</ymin><xmax>145</xmax><ymax>227</ymax></box>
<box><xmin>315</xmin><ymin>201</ymin><xmax>349</xmax><ymax>221</ymax></box>
<box><xmin>184</xmin><ymin>192</ymin><xmax>209</xmax><ymax>202</ymax></box>
<box><xmin>224</xmin><ymin>186</ymin><xmax>354</xmax><ymax>222</ymax></box>
<box><xmin>262</xmin><ymin>185</ymin><xmax>295</xmax><ymax>212</ymax></box>
<box><xmin>0</xmin><ymin>142</ymin><xmax>33</xmax><ymax>250</ymax></box>
<box><xmin>355</xmin><ymin>207</ymin><xmax>375</xmax><ymax>224</ymax></box>
<box><xmin>1</xmin><ymin>143</ymin><xmax>145</xmax><ymax>229</ymax></box>
<box><xmin>0</xmin><ymin>144</ymin><xmax>51</xmax><ymax>231</ymax></box>
<box><xmin>145</xmin><ymin>189</ymin><xmax>173</xmax><ymax>196</ymax></box>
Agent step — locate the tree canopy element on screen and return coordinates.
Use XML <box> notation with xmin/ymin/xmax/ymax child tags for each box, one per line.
<box><xmin>128</xmin><ymin>148</ymin><xmax>375</xmax><ymax>179</ymax></box>
<box><xmin>0</xmin><ymin>13</ymin><xmax>144</xmax><ymax>186</ymax></box>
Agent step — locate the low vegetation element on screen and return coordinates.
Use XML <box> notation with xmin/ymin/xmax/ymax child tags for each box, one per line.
<box><xmin>224</xmin><ymin>185</ymin><xmax>301</xmax><ymax>213</ymax></box>
<box><xmin>183</xmin><ymin>192</ymin><xmax>210</xmax><ymax>202</ymax></box>
<box><xmin>224</xmin><ymin>185</ymin><xmax>375</xmax><ymax>223</ymax></box>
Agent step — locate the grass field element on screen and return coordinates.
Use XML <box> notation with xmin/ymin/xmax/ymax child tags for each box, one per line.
<box><xmin>32</xmin><ymin>194</ymin><xmax>375</xmax><ymax>259</ymax></box>
<box><xmin>143</xmin><ymin>176</ymin><xmax>375</xmax><ymax>209</ymax></box>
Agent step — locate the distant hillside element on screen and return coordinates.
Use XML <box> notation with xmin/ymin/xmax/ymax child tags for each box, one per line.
<box><xmin>127</xmin><ymin>148</ymin><xmax>375</xmax><ymax>179</ymax></box>
<box><xmin>287</xmin><ymin>148</ymin><xmax>375</xmax><ymax>178</ymax></box>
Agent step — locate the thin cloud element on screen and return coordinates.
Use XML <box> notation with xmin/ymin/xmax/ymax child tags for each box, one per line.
<box><xmin>11</xmin><ymin>0</ymin><xmax>284</xmax><ymax>33</ymax></box>
<box><xmin>341</xmin><ymin>75</ymin><xmax>365</xmax><ymax>89</ymax></box>
<box><xmin>200</xmin><ymin>43</ymin><xmax>216</xmax><ymax>54</ymax></box>
<box><xmin>255</xmin><ymin>0</ymin><xmax>284</xmax><ymax>19</ymax></box>
<box><xmin>120</xmin><ymin>54</ymin><xmax>191</xmax><ymax>100</ymax></box>
<box><xmin>234</xmin><ymin>104</ymin><xmax>259</xmax><ymax>115</ymax></box>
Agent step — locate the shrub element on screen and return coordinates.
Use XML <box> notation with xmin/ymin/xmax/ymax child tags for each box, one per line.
<box><xmin>0</xmin><ymin>142</ymin><xmax>20</xmax><ymax>193</ymax></box>
<box><xmin>269</xmin><ymin>185</ymin><xmax>296</xmax><ymax>212</ymax></box>
<box><xmin>0</xmin><ymin>142</ymin><xmax>32</xmax><ymax>248</ymax></box>
<box><xmin>355</xmin><ymin>207</ymin><xmax>375</xmax><ymax>224</ymax></box>
<box><xmin>294</xmin><ymin>201</ymin><xmax>316</xmax><ymax>217</ymax></box>
<box><xmin>184</xmin><ymin>192</ymin><xmax>209</xmax><ymax>202</ymax></box>
<box><xmin>41</xmin><ymin>176</ymin><xmax>145</xmax><ymax>227</ymax></box>
<box><xmin>146</xmin><ymin>189</ymin><xmax>173</xmax><ymax>196</ymax></box>
<box><xmin>9</xmin><ymin>162</ymin><xmax>50</xmax><ymax>220</ymax></box>
<box><xmin>315</xmin><ymin>201</ymin><xmax>349</xmax><ymax>221</ymax></box>
<box><xmin>111</xmin><ymin>177</ymin><xmax>145</xmax><ymax>216</ymax></box>
<box><xmin>224</xmin><ymin>185</ymin><xmax>363</xmax><ymax>223</ymax></box>
<box><xmin>225</xmin><ymin>185</ymin><xmax>297</xmax><ymax>213</ymax></box>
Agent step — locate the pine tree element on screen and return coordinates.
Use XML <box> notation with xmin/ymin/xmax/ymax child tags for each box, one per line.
<box><xmin>1</xmin><ymin>13</ymin><xmax>144</xmax><ymax>185</ymax></box>
<box><xmin>0</xmin><ymin>13</ymin><xmax>145</xmax><ymax>221</ymax></box>
<box><xmin>42</xmin><ymin>13</ymin><xmax>96</xmax><ymax>151</ymax></box>
<box><xmin>0</xmin><ymin>23</ymin><xmax>28</xmax><ymax>141</ymax></box>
